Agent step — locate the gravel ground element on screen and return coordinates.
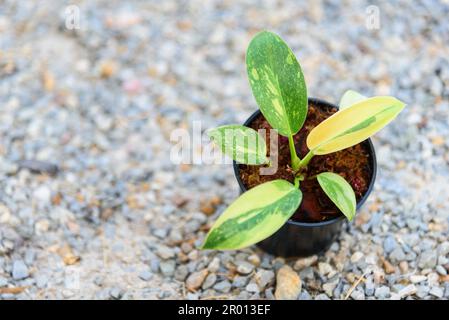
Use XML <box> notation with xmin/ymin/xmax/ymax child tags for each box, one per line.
<box><xmin>1</xmin><ymin>0</ymin><xmax>449</xmax><ymax>300</ymax></box>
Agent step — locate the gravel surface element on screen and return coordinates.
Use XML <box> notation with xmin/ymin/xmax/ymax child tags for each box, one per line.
<box><xmin>1</xmin><ymin>0</ymin><xmax>448</xmax><ymax>300</ymax></box>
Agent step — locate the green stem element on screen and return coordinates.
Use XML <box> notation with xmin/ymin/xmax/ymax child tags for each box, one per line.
<box><xmin>298</xmin><ymin>150</ymin><xmax>314</xmax><ymax>168</ymax></box>
<box><xmin>294</xmin><ymin>176</ymin><xmax>301</xmax><ymax>188</ymax></box>
<box><xmin>288</xmin><ymin>135</ymin><xmax>300</xmax><ymax>171</ymax></box>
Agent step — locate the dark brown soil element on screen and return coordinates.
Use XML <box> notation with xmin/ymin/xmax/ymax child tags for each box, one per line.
<box><xmin>238</xmin><ymin>102</ymin><xmax>372</xmax><ymax>223</ymax></box>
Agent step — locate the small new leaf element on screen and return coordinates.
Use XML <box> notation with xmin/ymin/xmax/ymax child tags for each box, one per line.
<box><xmin>246</xmin><ymin>31</ymin><xmax>308</xmax><ymax>137</ymax></box>
<box><xmin>317</xmin><ymin>172</ymin><xmax>356</xmax><ymax>221</ymax></box>
<box><xmin>307</xmin><ymin>96</ymin><xmax>406</xmax><ymax>155</ymax></box>
<box><xmin>208</xmin><ymin>125</ymin><xmax>268</xmax><ymax>165</ymax></box>
<box><xmin>339</xmin><ymin>90</ymin><xmax>367</xmax><ymax>110</ymax></box>
<box><xmin>202</xmin><ymin>180</ymin><xmax>302</xmax><ymax>250</ymax></box>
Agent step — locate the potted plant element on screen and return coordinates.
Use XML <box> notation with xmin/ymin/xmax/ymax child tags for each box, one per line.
<box><xmin>201</xmin><ymin>31</ymin><xmax>405</xmax><ymax>257</ymax></box>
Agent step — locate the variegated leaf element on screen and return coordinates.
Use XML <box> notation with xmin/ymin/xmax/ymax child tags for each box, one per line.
<box><xmin>207</xmin><ymin>125</ymin><xmax>268</xmax><ymax>165</ymax></box>
<box><xmin>201</xmin><ymin>180</ymin><xmax>302</xmax><ymax>250</ymax></box>
<box><xmin>339</xmin><ymin>90</ymin><xmax>367</xmax><ymax>110</ymax></box>
<box><xmin>317</xmin><ymin>172</ymin><xmax>356</xmax><ymax>221</ymax></box>
<box><xmin>246</xmin><ymin>31</ymin><xmax>308</xmax><ymax>137</ymax></box>
<box><xmin>307</xmin><ymin>96</ymin><xmax>405</xmax><ymax>155</ymax></box>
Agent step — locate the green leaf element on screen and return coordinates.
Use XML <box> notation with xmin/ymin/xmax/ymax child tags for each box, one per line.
<box><xmin>317</xmin><ymin>172</ymin><xmax>356</xmax><ymax>221</ymax></box>
<box><xmin>246</xmin><ymin>31</ymin><xmax>308</xmax><ymax>137</ymax></box>
<box><xmin>339</xmin><ymin>90</ymin><xmax>367</xmax><ymax>110</ymax></box>
<box><xmin>202</xmin><ymin>180</ymin><xmax>302</xmax><ymax>250</ymax></box>
<box><xmin>207</xmin><ymin>125</ymin><xmax>268</xmax><ymax>165</ymax></box>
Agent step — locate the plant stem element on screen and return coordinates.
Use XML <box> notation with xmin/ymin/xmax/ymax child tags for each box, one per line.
<box><xmin>298</xmin><ymin>150</ymin><xmax>314</xmax><ymax>168</ymax></box>
<box><xmin>294</xmin><ymin>176</ymin><xmax>301</xmax><ymax>188</ymax></box>
<box><xmin>288</xmin><ymin>135</ymin><xmax>300</xmax><ymax>171</ymax></box>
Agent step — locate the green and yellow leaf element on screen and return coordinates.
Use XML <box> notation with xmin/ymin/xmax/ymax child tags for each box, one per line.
<box><xmin>246</xmin><ymin>31</ymin><xmax>308</xmax><ymax>137</ymax></box>
<box><xmin>201</xmin><ymin>180</ymin><xmax>302</xmax><ymax>250</ymax></box>
<box><xmin>307</xmin><ymin>96</ymin><xmax>406</xmax><ymax>155</ymax></box>
<box><xmin>339</xmin><ymin>90</ymin><xmax>367</xmax><ymax>110</ymax></box>
<box><xmin>208</xmin><ymin>125</ymin><xmax>268</xmax><ymax>165</ymax></box>
<box><xmin>317</xmin><ymin>172</ymin><xmax>356</xmax><ymax>221</ymax></box>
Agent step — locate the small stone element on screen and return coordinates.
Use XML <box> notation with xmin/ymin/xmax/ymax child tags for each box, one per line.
<box><xmin>200</xmin><ymin>203</ymin><xmax>215</xmax><ymax>215</ymax></box>
<box><xmin>416</xmin><ymin>285</ymin><xmax>430</xmax><ymax>298</ymax></box>
<box><xmin>410</xmin><ymin>275</ymin><xmax>427</xmax><ymax>284</ymax></box>
<box><xmin>350</xmin><ymin>251</ymin><xmax>364</xmax><ymax>263</ymax></box>
<box><xmin>418</xmin><ymin>251</ymin><xmax>437</xmax><ymax>269</ymax></box>
<box><xmin>427</xmin><ymin>273</ymin><xmax>440</xmax><ymax>286</ymax></box>
<box><xmin>293</xmin><ymin>255</ymin><xmax>318</xmax><ymax>270</ymax></box>
<box><xmin>365</xmin><ymin>277</ymin><xmax>375</xmax><ymax>296</ymax></box>
<box><xmin>236</xmin><ymin>261</ymin><xmax>254</xmax><ymax>275</ymax></box>
<box><xmin>382</xmin><ymin>258</ymin><xmax>396</xmax><ymax>274</ymax></box>
<box><xmin>0</xmin><ymin>277</ymin><xmax>8</xmax><ymax>287</ymax></box>
<box><xmin>298</xmin><ymin>290</ymin><xmax>312</xmax><ymax>300</ymax></box>
<box><xmin>436</xmin><ymin>265</ymin><xmax>447</xmax><ymax>276</ymax></box>
<box><xmin>389</xmin><ymin>247</ymin><xmax>406</xmax><ymax>263</ymax></box>
<box><xmin>180</xmin><ymin>242</ymin><xmax>192</xmax><ymax>254</ymax></box>
<box><xmin>350</xmin><ymin>288</ymin><xmax>365</xmax><ymax>300</ymax></box>
<box><xmin>138</xmin><ymin>270</ymin><xmax>153</xmax><ymax>281</ymax></box>
<box><xmin>33</xmin><ymin>186</ymin><xmax>51</xmax><ymax>205</ymax></box>
<box><xmin>395</xmin><ymin>284</ymin><xmax>417</xmax><ymax>299</ymax></box>
<box><xmin>202</xmin><ymin>273</ymin><xmax>216</xmax><ymax>290</ymax></box>
<box><xmin>246</xmin><ymin>283</ymin><xmax>260</xmax><ymax>293</ymax></box>
<box><xmin>208</xmin><ymin>257</ymin><xmax>220</xmax><ymax>272</ymax></box>
<box><xmin>156</xmin><ymin>245</ymin><xmax>175</xmax><ymax>260</ymax></box>
<box><xmin>255</xmin><ymin>269</ymin><xmax>275</xmax><ymax>289</ymax></box>
<box><xmin>318</xmin><ymin>262</ymin><xmax>334</xmax><ymax>276</ymax></box>
<box><xmin>174</xmin><ymin>265</ymin><xmax>189</xmax><ymax>281</ymax></box>
<box><xmin>186</xmin><ymin>269</ymin><xmax>208</xmax><ymax>291</ymax></box>
<box><xmin>109</xmin><ymin>287</ymin><xmax>124</xmax><ymax>299</ymax></box>
<box><xmin>99</xmin><ymin>60</ymin><xmax>117</xmax><ymax>78</ymax></box>
<box><xmin>429</xmin><ymin>286</ymin><xmax>444</xmax><ymax>298</ymax></box>
<box><xmin>383</xmin><ymin>236</ymin><xmax>397</xmax><ymax>254</ymax></box>
<box><xmin>232</xmin><ymin>276</ymin><xmax>249</xmax><ymax>288</ymax></box>
<box><xmin>248</xmin><ymin>254</ymin><xmax>261</xmax><ymax>266</ymax></box>
<box><xmin>322</xmin><ymin>277</ymin><xmax>339</xmax><ymax>297</ymax></box>
<box><xmin>275</xmin><ymin>265</ymin><xmax>301</xmax><ymax>300</ymax></box>
<box><xmin>12</xmin><ymin>260</ymin><xmax>29</xmax><ymax>280</ymax></box>
<box><xmin>375</xmin><ymin>286</ymin><xmax>391</xmax><ymax>299</ymax></box>
<box><xmin>299</xmin><ymin>267</ymin><xmax>314</xmax><ymax>280</ymax></box>
<box><xmin>159</xmin><ymin>260</ymin><xmax>176</xmax><ymax>277</ymax></box>
<box><xmin>17</xmin><ymin>160</ymin><xmax>59</xmax><ymax>175</ymax></box>
<box><xmin>35</xmin><ymin>275</ymin><xmax>48</xmax><ymax>289</ymax></box>
<box><xmin>213</xmin><ymin>280</ymin><xmax>231</xmax><ymax>293</ymax></box>
<box><xmin>399</xmin><ymin>261</ymin><xmax>409</xmax><ymax>273</ymax></box>
<box><xmin>314</xmin><ymin>293</ymin><xmax>330</xmax><ymax>300</ymax></box>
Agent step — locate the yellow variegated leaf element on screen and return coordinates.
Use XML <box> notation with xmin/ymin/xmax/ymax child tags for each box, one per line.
<box><xmin>307</xmin><ymin>96</ymin><xmax>406</xmax><ymax>155</ymax></box>
<box><xmin>246</xmin><ymin>31</ymin><xmax>308</xmax><ymax>137</ymax></box>
<box><xmin>201</xmin><ymin>180</ymin><xmax>302</xmax><ymax>250</ymax></box>
<box><xmin>208</xmin><ymin>125</ymin><xmax>268</xmax><ymax>165</ymax></box>
<box><xmin>317</xmin><ymin>172</ymin><xmax>356</xmax><ymax>221</ymax></box>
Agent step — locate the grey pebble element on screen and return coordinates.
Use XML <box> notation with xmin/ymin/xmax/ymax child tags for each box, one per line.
<box><xmin>213</xmin><ymin>280</ymin><xmax>231</xmax><ymax>293</ymax></box>
<box><xmin>109</xmin><ymin>287</ymin><xmax>124</xmax><ymax>300</ymax></box>
<box><xmin>202</xmin><ymin>273</ymin><xmax>217</xmax><ymax>290</ymax></box>
<box><xmin>12</xmin><ymin>260</ymin><xmax>29</xmax><ymax>280</ymax></box>
<box><xmin>375</xmin><ymin>286</ymin><xmax>391</xmax><ymax>299</ymax></box>
<box><xmin>159</xmin><ymin>260</ymin><xmax>176</xmax><ymax>277</ymax></box>
<box><xmin>246</xmin><ymin>283</ymin><xmax>260</xmax><ymax>293</ymax></box>
<box><xmin>236</xmin><ymin>261</ymin><xmax>254</xmax><ymax>275</ymax></box>
<box><xmin>17</xmin><ymin>160</ymin><xmax>59</xmax><ymax>175</ymax></box>
<box><xmin>429</xmin><ymin>286</ymin><xmax>444</xmax><ymax>298</ymax></box>
<box><xmin>174</xmin><ymin>265</ymin><xmax>189</xmax><ymax>281</ymax></box>
<box><xmin>418</xmin><ymin>251</ymin><xmax>437</xmax><ymax>269</ymax></box>
<box><xmin>383</xmin><ymin>236</ymin><xmax>397</xmax><ymax>254</ymax></box>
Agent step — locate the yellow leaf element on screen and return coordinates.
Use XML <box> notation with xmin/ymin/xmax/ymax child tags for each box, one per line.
<box><xmin>307</xmin><ymin>96</ymin><xmax>405</xmax><ymax>155</ymax></box>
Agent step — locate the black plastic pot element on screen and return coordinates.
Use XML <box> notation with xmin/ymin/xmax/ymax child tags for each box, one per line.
<box><xmin>233</xmin><ymin>98</ymin><xmax>377</xmax><ymax>258</ymax></box>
